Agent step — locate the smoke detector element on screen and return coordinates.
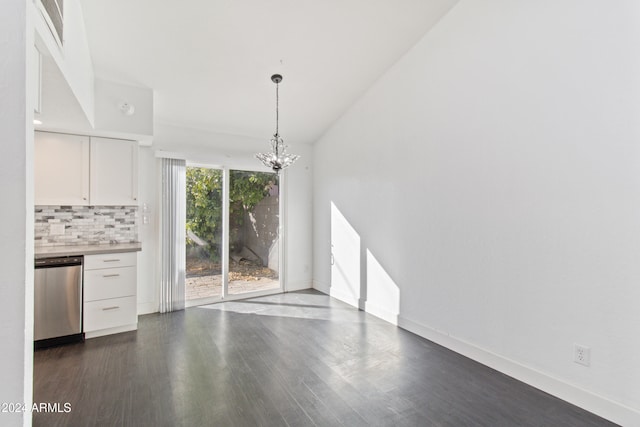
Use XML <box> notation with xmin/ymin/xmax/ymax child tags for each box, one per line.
<box><xmin>118</xmin><ymin>102</ymin><xmax>136</xmax><ymax>116</ymax></box>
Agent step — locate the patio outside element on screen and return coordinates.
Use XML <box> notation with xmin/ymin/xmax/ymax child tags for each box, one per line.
<box><xmin>186</xmin><ymin>258</ymin><xmax>278</xmax><ymax>300</ymax></box>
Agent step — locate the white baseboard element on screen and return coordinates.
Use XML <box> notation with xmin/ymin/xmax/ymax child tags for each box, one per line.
<box><xmin>362</xmin><ymin>301</ymin><xmax>399</xmax><ymax>325</ymax></box>
<box><xmin>285</xmin><ymin>280</ymin><xmax>313</xmax><ymax>292</ymax></box>
<box><xmin>286</xmin><ymin>281</ymin><xmax>638</xmax><ymax>424</ymax></box>
<box><xmin>312</xmin><ymin>282</ymin><xmax>638</xmax><ymax>426</ymax></box>
<box><xmin>85</xmin><ymin>323</ymin><xmax>137</xmax><ymax>339</ymax></box>
<box><xmin>312</xmin><ymin>280</ymin><xmax>330</xmax><ymax>294</ymax></box>
<box><xmin>397</xmin><ymin>315</ymin><xmax>639</xmax><ymax>427</ymax></box>
<box><xmin>327</xmin><ymin>288</ymin><xmax>359</xmax><ymax>308</ymax></box>
<box><xmin>137</xmin><ymin>301</ymin><xmax>157</xmax><ymax>315</ymax></box>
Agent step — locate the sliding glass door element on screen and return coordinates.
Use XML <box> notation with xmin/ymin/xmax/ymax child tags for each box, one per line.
<box><xmin>185</xmin><ymin>167</ymin><xmax>223</xmax><ymax>302</ymax></box>
<box><xmin>185</xmin><ymin>166</ymin><xmax>281</xmax><ymax>305</ymax></box>
<box><xmin>227</xmin><ymin>169</ymin><xmax>280</xmax><ymax>296</ymax></box>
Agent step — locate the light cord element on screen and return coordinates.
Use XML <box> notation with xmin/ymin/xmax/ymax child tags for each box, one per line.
<box><xmin>275</xmin><ymin>81</ymin><xmax>279</xmax><ymax>136</ymax></box>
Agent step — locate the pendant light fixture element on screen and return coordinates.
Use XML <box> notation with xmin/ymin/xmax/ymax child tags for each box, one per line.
<box><xmin>256</xmin><ymin>74</ymin><xmax>300</xmax><ymax>173</ymax></box>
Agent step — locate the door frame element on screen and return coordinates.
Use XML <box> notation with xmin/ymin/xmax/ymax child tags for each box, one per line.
<box><xmin>184</xmin><ymin>163</ymin><xmax>286</xmax><ymax>307</ymax></box>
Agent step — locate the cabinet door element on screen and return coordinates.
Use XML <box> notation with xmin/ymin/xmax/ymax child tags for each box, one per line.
<box><xmin>84</xmin><ymin>266</ymin><xmax>136</xmax><ymax>302</ymax></box>
<box><xmin>84</xmin><ymin>252</ymin><xmax>137</xmax><ymax>270</ymax></box>
<box><xmin>84</xmin><ymin>296</ymin><xmax>137</xmax><ymax>333</ymax></box>
<box><xmin>90</xmin><ymin>137</ymin><xmax>139</xmax><ymax>206</ymax></box>
<box><xmin>34</xmin><ymin>131</ymin><xmax>90</xmax><ymax>205</ymax></box>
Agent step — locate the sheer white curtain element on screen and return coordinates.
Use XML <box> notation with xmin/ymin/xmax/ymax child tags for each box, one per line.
<box><xmin>160</xmin><ymin>158</ymin><xmax>186</xmax><ymax>313</ymax></box>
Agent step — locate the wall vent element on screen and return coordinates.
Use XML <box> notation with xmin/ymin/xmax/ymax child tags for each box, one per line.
<box><xmin>39</xmin><ymin>0</ymin><xmax>64</xmax><ymax>46</ymax></box>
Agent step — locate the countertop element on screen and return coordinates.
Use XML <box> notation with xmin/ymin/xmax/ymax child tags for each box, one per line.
<box><xmin>35</xmin><ymin>243</ymin><xmax>142</xmax><ymax>259</ymax></box>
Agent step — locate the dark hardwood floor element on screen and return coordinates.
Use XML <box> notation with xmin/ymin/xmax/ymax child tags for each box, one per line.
<box><xmin>33</xmin><ymin>290</ymin><xmax>616</xmax><ymax>426</ymax></box>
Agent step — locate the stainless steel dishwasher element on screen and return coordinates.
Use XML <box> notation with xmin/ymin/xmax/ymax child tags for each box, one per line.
<box><xmin>34</xmin><ymin>256</ymin><xmax>84</xmax><ymax>349</ymax></box>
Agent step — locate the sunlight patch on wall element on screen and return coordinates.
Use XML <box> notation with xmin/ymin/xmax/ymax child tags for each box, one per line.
<box><xmin>365</xmin><ymin>249</ymin><xmax>400</xmax><ymax>325</ymax></box>
<box><xmin>330</xmin><ymin>202</ymin><xmax>361</xmax><ymax>305</ymax></box>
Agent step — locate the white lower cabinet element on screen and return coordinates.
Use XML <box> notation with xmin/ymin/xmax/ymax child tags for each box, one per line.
<box><xmin>84</xmin><ymin>297</ymin><xmax>137</xmax><ymax>334</ymax></box>
<box><xmin>84</xmin><ymin>253</ymin><xmax>137</xmax><ymax>338</ymax></box>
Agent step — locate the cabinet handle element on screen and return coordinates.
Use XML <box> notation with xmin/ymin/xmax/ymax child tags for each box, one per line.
<box><xmin>103</xmin><ymin>259</ymin><xmax>120</xmax><ymax>263</ymax></box>
<box><xmin>103</xmin><ymin>274</ymin><xmax>120</xmax><ymax>278</ymax></box>
<box><xmin>102</xmin><ymin>306</ymin><xmax>120</xmax><ymax>311</ymax></box>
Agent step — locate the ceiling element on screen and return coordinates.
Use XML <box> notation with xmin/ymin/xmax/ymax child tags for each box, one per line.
<box><xmin>79</xmin><ymin>0</ymin><xmax>458</xmax><ymax>145</ymax></box>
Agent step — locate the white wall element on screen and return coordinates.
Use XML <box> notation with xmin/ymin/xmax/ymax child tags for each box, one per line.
<box><xmin>0</xmin><ymin>1</ymin><xmax>34</xmax><ymax>426</ymax></box>
<box><xmin>33</xmin><ymin>0</ymin><xmax>95</xmax><ymax>126</ymax></box>
<box><xmin>282</xmin><ymin>143</ymin><xmax>313</xmax><ymax>291</ymax></box>
<box><xmin>313</xmin><ymin>1</ymin><xmax>640</xmax><ymax>425</ymax></box>
<box><xmin>136</xmin><ymin>146</ymin><xmax>159</xmax><ymax>314</ymax></box>
<box><xmin>94</xmin><ymin>79</ymin><xmax>154</xmax><ymax>141</ymax></box>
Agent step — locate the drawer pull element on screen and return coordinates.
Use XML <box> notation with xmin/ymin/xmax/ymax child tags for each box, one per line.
<box><xmin>103</xmin><ymin>259</ymin><xmax>120</xmax><ymax>263</ymax></box>
<box><xmin>102</xmin><ymin>306</ymin><xmax>120</xmax><ymax>311</ymax></box>
<box><xmin>103</xmin><ymin>274</ymin><xmax>120</xmax><ymax>278</ymax></box>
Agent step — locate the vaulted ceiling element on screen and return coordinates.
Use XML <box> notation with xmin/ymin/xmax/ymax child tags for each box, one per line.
<box><xmin>79</xmin><ymin>0</ymin><xmax>458</xmax><ymax>144</ymax></box>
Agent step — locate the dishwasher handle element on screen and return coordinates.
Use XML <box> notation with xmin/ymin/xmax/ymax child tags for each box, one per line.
<box><xmin>35</xmin><ymin>256</ymin><xmax>83</xmax><ymax>268</ymax></box>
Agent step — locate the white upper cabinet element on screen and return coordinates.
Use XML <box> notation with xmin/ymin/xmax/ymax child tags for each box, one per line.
<box><xmin>34</xmin><ymin>132</ymin><xmax>138</xmax><ymax>206</ymax></box>
<box><xmin>90</xmin><ymin>137</ymin><xmax>138</xmax><ymax>206</ymax></box>
<box><xmin>34</xmin><ymin>132</ymin><xmax>90</xmax><ymax>205</ymax></box>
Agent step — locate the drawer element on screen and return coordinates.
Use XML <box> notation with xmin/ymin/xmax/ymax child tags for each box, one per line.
<box><xmin>85</xmin><ymin>252</ymin><xmax>137</xmax><ymax>270</ymax></box>
<box><xmin>84</xmin><ymin>266</ymin><xmax>136</xmax><ymax>302</ymax></box>
<box><xmin>84</xmin><ymin>296</ymin><xmax>137</xmax><ymax>332</ymax></box>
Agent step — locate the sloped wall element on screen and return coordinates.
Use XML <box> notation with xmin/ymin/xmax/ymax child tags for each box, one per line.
<box><xmin>313</xmin><ymin>1</ymin><xmax>640</xmax><ymax>425</ymax></box>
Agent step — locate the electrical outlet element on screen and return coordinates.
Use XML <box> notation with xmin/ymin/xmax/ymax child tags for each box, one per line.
<box><xmin>574</xmin><ymin>344</ymin><xmax>591</xmax><ymax>367</ymax></box>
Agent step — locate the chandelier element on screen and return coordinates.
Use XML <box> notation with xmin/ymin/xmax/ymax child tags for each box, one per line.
<box><xmin>256</xmin><ymin>74</ymin><xmax>300</xmax><ymax>173</ymax></box>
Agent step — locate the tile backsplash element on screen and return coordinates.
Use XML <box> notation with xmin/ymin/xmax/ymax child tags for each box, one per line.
<box><xmin>35</xmin><ymin>206</ymin><xmax>138</xmax><ymax>246</ymax></box>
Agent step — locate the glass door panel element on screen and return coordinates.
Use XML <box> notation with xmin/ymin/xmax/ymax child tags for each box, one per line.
<box><xmin>227</xmin><ymin>170</ymin><xmax>280</xmax><ymax>295</ymax></box>
<box><xmin>185</xmin><ymin>167</ymin><xmax>223</xmax><ymax>302</ymax></box>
